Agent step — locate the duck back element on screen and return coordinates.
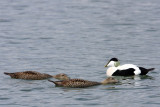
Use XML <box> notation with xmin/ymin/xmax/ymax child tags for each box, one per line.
<box><xmin>4</xmin><ymin>71</ymin><xmax>52</xmax><ymax>80</ymax></box>
<box><xmin>49</xmin><ymin>79</ymin><xmax>101</xmax><ymax>88</ymax></box>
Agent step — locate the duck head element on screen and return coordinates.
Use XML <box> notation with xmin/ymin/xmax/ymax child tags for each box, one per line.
<box><xmin>105</xmin><ymin>58</ymin><xmax>120</xmax><ymax>67</ymax></box>
<box><xmin>101</xmin><ymin>77</ymin><xmax>118</xmax><ymax>84</ymax></box>
<box><xmin>53</xmin><ymin>73</ymin><xmax>70</xmax><ymax>80</ymax></box>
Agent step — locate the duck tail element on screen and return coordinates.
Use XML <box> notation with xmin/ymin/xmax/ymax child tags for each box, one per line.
<box><xmin>48</xmin><ymin>79</ymin><xmax>55</xmax><ymax>83</ymax></box>
<box><xmin>147</xmin><ymin>68</ymin><xmax>155</xmax><ymax>72</ymax></box>
<box><xmin>48</xmin><ymin>80</ymin><xmax>60</xmax><ymax>86</ymax></box>
<box><xmin>4</xmin><ymin>72</ymin><xmax>16</xmax><ymax>78</ymax></box>
<box><xmin>4</xmin><ymin>72</ymin><xmax>13</xmax><ymax>76</ymax></box>
<box><xmin>139</xmin><ymin>67</ymin><xmax>155</xmax><ymax>75</ymax></box>
<box><xmin>4</xmin><ymin>72</ymin><xmax>9</xmax><ymax>75</ymax></box>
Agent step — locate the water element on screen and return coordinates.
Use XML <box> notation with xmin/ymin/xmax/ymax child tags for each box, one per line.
<box><xmin>0</xmin><ymin>0</ymin><xmax>160</xmax><ymax>107</ymax></box>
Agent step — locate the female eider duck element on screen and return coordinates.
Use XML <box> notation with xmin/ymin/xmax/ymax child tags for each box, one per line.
<box><xmin>4</xmin><ymin>71</ymin><xmax>70</xmax><ymax>80</ymax></box>
<box><xmin>105</xmin><ymin>58</ymin><xmax>155</xmax><ymax>76</ymax></box>
<box><xmin>48</xmin><ymin>77</ymin><xmax>118</xmax><ymax>88</ymax></box>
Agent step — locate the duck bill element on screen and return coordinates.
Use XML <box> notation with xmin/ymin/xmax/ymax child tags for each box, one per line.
<box><xmin>104</xmin><ymin>62</ymin><xmax>109</xmax><ymax>67</ymax></box>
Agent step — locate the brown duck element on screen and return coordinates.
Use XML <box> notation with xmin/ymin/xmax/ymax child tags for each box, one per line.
<box><xmin>4</xmin><ymin>71</ymin><xmax>70</xmax><ymax>80</ymax></box>
<box><xmin>48</xmin><ymin>77</ymin><xmax>118</xmax><ymax>88</ymax></box>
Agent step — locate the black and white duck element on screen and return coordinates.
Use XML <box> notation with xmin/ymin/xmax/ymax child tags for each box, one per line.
<box><xmin>104</xmin><ymin>58</ymin><xmax>155</xmax><ymax>76</ymax></box>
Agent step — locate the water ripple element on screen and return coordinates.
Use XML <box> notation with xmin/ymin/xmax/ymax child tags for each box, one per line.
<box><xmin>0</xmin><ymin>0</ymin><xmax>160</xmax><ymax>107</ymax></box>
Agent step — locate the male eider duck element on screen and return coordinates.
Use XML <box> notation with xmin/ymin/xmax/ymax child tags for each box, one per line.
<box><xmin>4</xmin><ymin>71</ymin><xmax>70</xmax><ymax>80</ymax></box>
<box><xmin>104</xmin><ymin>58</ymin><xmax>155</xmax><ymax>76</ymax></box>
<box><xmin>48</xmin><ymin>77</ymin><xmax>118</xmax><ymax>88</ymax></box>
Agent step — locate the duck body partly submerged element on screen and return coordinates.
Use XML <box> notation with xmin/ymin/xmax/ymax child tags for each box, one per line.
<box><xmin>4</xmin><ymin>71</ymin><xmax>70</xmax><ymax>80</ymax></box>
<box><xmin>105</xmin><ymin>58</ymin><xmax>155</xmax><ymax>77</ymax></box>
<box><xmin>49</xmin><ymin>79</ymin><xmax>100</xmax><ymax>88</ymax></box>
<box><xmin>48</xmin><ymin>77</ymin><xmax>118</xmax><ymax>88</ymax></box>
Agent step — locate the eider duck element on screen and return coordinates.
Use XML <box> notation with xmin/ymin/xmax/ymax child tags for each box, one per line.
<box><xmin>105</xmin><ymin>58</ymin><xmax>155</xmax><ymax>76</ymax></box>
<box><xmin>4</xmin><ymin>71</ymin><xmax>70</xmax><ymax>80</ymax></box>
<box><xmin>48</xmin><ymin>77</ymin><xmax>118</xmax><ymax>88</ymax></box>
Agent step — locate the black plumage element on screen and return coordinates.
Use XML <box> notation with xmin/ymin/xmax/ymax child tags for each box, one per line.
<box><xmin>112</xmin><ymin>68</ymin><xmax>135</xmax><ymax>76</ymax></box>
<box><xmin>139</xmin><ymin>67</ymin><xmax>155</xmax><ymax>75</ymax></box>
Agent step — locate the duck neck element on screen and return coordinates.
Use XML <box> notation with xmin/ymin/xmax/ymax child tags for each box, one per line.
<box><xmin>52</xmin><ymin>75</ymin><xmax>70</xmax><ymax>81</ymax></box>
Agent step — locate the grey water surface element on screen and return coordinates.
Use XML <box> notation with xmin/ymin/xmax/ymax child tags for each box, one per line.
<box><xmin>0</xmin><ymin>0</ymin><xmax>160</xmax><ymax>107</ymax></box>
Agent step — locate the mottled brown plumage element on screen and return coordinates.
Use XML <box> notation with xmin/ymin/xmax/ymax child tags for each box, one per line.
<box><xmin>48</xmin><ymin>77</ymin><xmax>118</xmax><ymax>88</ymax></box>
<box><xmin>4</xmin><ymin>71</ymin><xmax>70</xmax><ymax>80</ymax></box>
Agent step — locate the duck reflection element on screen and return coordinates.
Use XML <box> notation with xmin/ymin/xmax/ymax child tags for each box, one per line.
<box><xmin>114</xmin><ymin>75</ymin><xmax>154</xmax><ymax>87</ymax></box>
